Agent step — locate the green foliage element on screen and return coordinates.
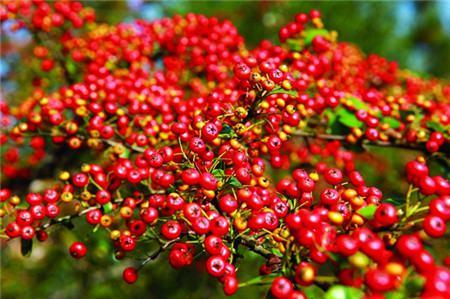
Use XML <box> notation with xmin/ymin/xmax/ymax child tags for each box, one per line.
<box><xmin>356</xmin><ymin>205</ymin><xmax>378</xmax><ymax>220</ymax></box>
<box><xmin>219</xmin><ymin>124</ymin><xmax>238</xmax><ymax>139</ymax></box>
<box><xmin>324</xmin><ymin>285</ymin><xmax>363</xmax><ymax>299</ymax></box>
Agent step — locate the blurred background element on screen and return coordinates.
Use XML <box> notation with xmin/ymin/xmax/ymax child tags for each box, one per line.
<box><xmin>1</xmin><ymin>1</ymin><xmax>449</xmax><ymax>299</ymax></box>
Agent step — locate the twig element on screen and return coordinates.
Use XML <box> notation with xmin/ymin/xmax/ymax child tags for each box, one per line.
<box><xmin>138</xmin><ymin>238</ymin><xmax>180</xmax><ymax>270</ymax></box>
<box><xmin>229</xmin><ymin>234</ymin><xmax>272</xmax><ymax>259</ymax></box>
<box><xmin>40</xmin><ymin>206</ymin><xmax>99</xmax><ymax>230</ymax></box>
<box><xmin>292</xmin><ymin>130</ymin><xmax>450</xmax><ymax>153</ymax></box>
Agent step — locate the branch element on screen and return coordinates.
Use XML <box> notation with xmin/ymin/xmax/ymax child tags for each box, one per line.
<box><xmin>35</xmin><ymin>31</ymin><xmax>75</xmax><ymax>85</ymax></box>
<box><xmin>292</xmin><ymin>130</ymin><xmax>450</xmax><ymax>153</ymax></box>
<box><xmin>231</xmin><ymin>234</ymin><xmax>272</xmax><ymax>259</ymax></box>
<box><xmin>138</xmin><ymin>238</ymin><xmax>180</xmax><ymax>270</ymax></box>
<box><xmin>243</xmin><ymin>91</ymin><xmax>267</xmax><ymax>123</ymax></box>
<box><xmin>40</xmin><ymin>206</ymin><xmax>99</xmax><ymax>230</ymax></box>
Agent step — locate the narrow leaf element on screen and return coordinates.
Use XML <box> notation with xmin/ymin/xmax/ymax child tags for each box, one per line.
<box><xmin>356</xmin><ymin>204</ymin><xmax>377</xmax><ymax>220</ymax></box>
<box><xmin>382</xmin><ymin>117</ymin><xmax>401</xmax><ymax>129</ymax></box>
<box><xmin>304</xmin><ymin>28</ymin><xmax>328</xmax><ymax>45</ymax></box>
<box><xmin>229</xmin><ymin>177</ymin><xmax>243</xmax><ymax>187</ymax></box>
<box><xmin>21</xmin><ymin>239</ymin><xmax>33</xmax><ymax>257</ymax></box>
<box><xmin>337</xmin><ymin>109</ymin><xmax>363</xmax><ymax>128</ymax></box>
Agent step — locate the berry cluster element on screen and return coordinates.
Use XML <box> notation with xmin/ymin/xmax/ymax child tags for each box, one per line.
<box><xmin>1</xmin><ymin>1</ymin><xmax>449</xmax><ymax>298</ymax></box>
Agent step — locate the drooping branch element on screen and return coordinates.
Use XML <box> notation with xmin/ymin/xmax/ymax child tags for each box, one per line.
<box><xmin>292</xmin><ymin>130</ymin><xmax>450</xmax><ymax>153</ymax></box>
<box><xmin>138</xmin><ymin>238</ymin><xmax>180</xmax><ymax>270</ymax></box>
<box><xmin>40</xmin><ymin>206</ymin><xmax>99</xmax><ymax>230</ymax></box>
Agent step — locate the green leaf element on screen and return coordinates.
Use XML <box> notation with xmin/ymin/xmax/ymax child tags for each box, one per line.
<box><xmin>404</xmin><ymin>276</ymin><xmax>425</xmax><ymax>295</ymax></box>
<box><xmin>119</xmin><ymin>147</ymin><xmax>130</xmax><ymax>159</ymax></box>
<box><xmin>385</xmin><ymin>291</ymin><xmax>404</xmax><ymax>299</ymax></box>
<box><xmin>337</xmin><ymin>109</ymin><xmax>363</xmax><ymax>128</ymax></box>
<box><xmin>324</xmin><ymin>108</ymin><xmax>338</xmax><ymax>127</ymax></box>
<box><xmin>286</xmin><ymin>38</ymin><xmax>303</xmax><ymax>52</ymax></box>
<box><xmin>304</xmin><ymin>28</ymin><xmax>328</xmax><ymax>45</ymax></box>
<box><xmin>229</xmin><ymin>177</ymin><xmax>243</xmax><ymax>187</ymax></box>
<box><xmin>212</xmin><ymin>169</ymin><xmax>225</xmax><ymax>179</ymax></box>
<box><xmin>386</xmin><ymin>275</ymin><xmax>424</xmax><ymax>299</ymax></box>
<box><xmin>427</xmin><ymin>121</ymin><xmax>450</xmax><ymax>138</ymax></box>
<box><xmin>325</xmin><ymin>108</ymin><xmax>351</xmax><ymax>135</ymax></box>
<box><xmin>356</xmin><ymin>204</ymin><xmax>377</xmax><ymax>220</ymax></box>
<box><xmin>382</xmin><ymin>117</ymin><xmax>401</xmax><ymax>129</ymax></box>
<box><xmin>347</xmin><ymin>96</ymin><xmax>368</xmax><ymax>110</ymax></box>
<box><xmin>66</xmin><ymin>60</ymin><xmax>77</xmax><ymax>75</ymax></box>
<box><xmin>218</xmin><ymin>124</ymin><xmax>237</xmax><ymax>139</ymax></box>
<box><xmin>267</xmin><ymin>87</ymin><xmax>298</xmax><ymax>97</ymax></box>
<box><xmin>384</xmin><ymin>197</ymin><xmax>403</xmax><ymax>206</ymax></box>
<box><xmin>303</xmin><ymin>285</ymin><xmax>326</xmax><ymax>298</ymax></box>
<box><xmin>324</xmin><ymin>285</ymin><xmax>363</xmax><ymax>299</ymax></box>
<box><xmin>327</xmin><ymin>252</ymin><xmax>342</xmax><ymax>262</ymax></box>
<box><xmin>103</xmin><ymin>202</ymin><xmax>113</xmax><ymax>214</ymax></box>
<box><xmin>21</xmin><ymin>239</ymin><xmax>33</xmax><ymax>257</ymax></box>
<box><xmin>270</xmin><ymin>248</ymin><xmax>283</xmax><ymax>257</ymax></box>
<box><xmin>427</xmin><ymin>120</ymin><xmax>444</xmax><ymax>132</ymax></box>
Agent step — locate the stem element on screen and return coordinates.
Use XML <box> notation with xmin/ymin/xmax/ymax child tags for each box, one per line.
<box><xmin>314</xmin><ymin>276</ymin><xmax>338</xmax><ymax>283</ymax></box>
<box><xmin>177</xmin><ymin>137</ymin><xmax>190</xmax><ymax>163</ymax></box>
<box><xmin>103</xmin><ymin>139</ymin><xmax>145</xmax><ymax>153</ymax></box>
<box><xmin>292</xmin><ymin>130</ymin><xmax>450</xmax><ymax>153</ymax></box>
<box><xmin>89</xmin><ymin>177</ymin><xmax>103</xmax><ymax>190</ymax></box>
<box><xmin>138</xmin><ymin>238</ymin><xmax>180</xmax><ymax>270</ymax></box>
<box><xmin>243</xmin><ymin>91</ymin><xmax>267</xmax><ymax>122</ymax></box>
<box><xmin>405</xmin><ymin>184</ymin><xmax>414</xmax><ymax>217</ymax></box>
<box><xmin>228</xmin><ymin>234</ymin><xmax>272</xmax><ymax>259</ymax></box>
<box><xmin>292</xmin><ymin>130</ymin><xmax>345</xmax><ymax>141</ymax></box>
<box><xmin>409</xmin><ymin>218</ymin><xmax>425</xmax><ymax>225</ymax></box>
<box><xmin>40</xmin><ymin>206</ymin><xmax>99</xmax><ymax>230</ymax></box>
<box><xmin>415</xmin><ymin>206</ymin><xmax>430</xmax><ymax>214</ymax></box>
<box><xmin>238</xmin><ymin>274</ymin><xmax>276</xmax><ymax>288</ymax></box>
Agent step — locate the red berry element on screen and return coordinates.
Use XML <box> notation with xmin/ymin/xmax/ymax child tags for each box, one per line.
<box><xmin>206</xmin><ymin>255</ymin><xmax>226</xmax><ymax>277</ymax></box>
<box><xmin>191</xmin><ymin>216</ymin><xmax>210</xmax><ymax>235</ymax></box>
<box><xmin>396</xmin><ymin>235</ymin><xmax>423</xmax><ymax>258</ymax></box>
<box><xmin>219</xmin><ymin>194</ymin><xmax>238</xmax><ymax>214</ymax></box>
<box><xmin>320</xmin><ymin>188</ymin><xmax>339</xmax><ymax>206</ymax></box>
<box><xmin>122</xmin><ymin>267</ymin><xmax>138</xmax><ymax>284</ymax></box>
<box><xmin>200</xmin><ymin>172</ymin><xmax>218</xmax><ymax>190</ymax></box>
<box><xmin>5</xmin><ymin>222</ymin><xmax>21</xmax><ymax>238</ymax></box>
<box><xmin>324</xmin><ymin>168</ymin><xmax>343</xmax><ymax>185</ymax></box>
<box><xmin>411</xmin><ymin>250</ymin><xmax>435</xmax><ymax>272</ymax></box>
<box><xmin>69</xmin><ymin>241</ymin><xmax>87</xmax><ymax>259</ymax></box>
<box><xmin>181</xmin><ymin>168</ymin><xmax>200</xmax><ymax>185</ymax></box>
<box><xmin>271</xmin><ymin>276</ymin><xmax>294</xmax><ymax>299</ymax></box>
<box><xmin>233</xmin><ymin>63</ymin><xmax>251</xmax><ymax>80</ymax></box>
<box><xmin>365</xmin><ymin>269</ymin><xmax>394</xmax><ymax>292</ymax></box>
<box><xmin>223</xmin><ymin>275</ymin><xmax>238</xmax><ymax>296</ymax></box>
<box><xmin>21</xmin><ymin>226</ymin><xmax>35</xmax><ymax>240</ymax></box>
<box><xmin>423</xmin><ymin>215</ymin><xmax>446</xmax><ymax>238</ymax></box>
<box><xmin>204</xmin><ymin>235</ymin><xmax>223</xmax><ymax>255</ymax></box>
<box><xmin>336</xmin><ymin>235</ymin><xmax>359</xmax><ymax>256</ymax></box>
<box><xmin>297</xmin><ymin>177</ymin><xmax>315</xmax><ymax>192</ymax></box>
<box><xmin>374</xmin><ymin>203</ymin><xmax>398</xmax><ymax>227</ymax></box>
<box><xmin>119</xmin><ymin>235</ymin><xmax>136</xmax><ymax>251</ymax></box>
<box><xmin>161</xmin><ymin>220</ymin><xmax>182</xmax><ymax>240</ymax></box>
<box><xmin>420</xmin><ymin>176</ymin><xmax>437</xmax><ymax>196</ymax></box>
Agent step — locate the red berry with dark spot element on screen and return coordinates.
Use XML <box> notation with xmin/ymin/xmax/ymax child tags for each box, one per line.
<box><xmin>206</xmin><ymin>255</ymin><xmax>226</xmax><ymax>277</ymax></box>
<box><xmin>423</xmin><ymin>215</ymin><xmax>446</xmax><ymax>238</ymax></box>
<box><xmin>69</xmin><ymin>241</ymin><xmax>87</xmax><ymax>259</ymax></box>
